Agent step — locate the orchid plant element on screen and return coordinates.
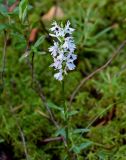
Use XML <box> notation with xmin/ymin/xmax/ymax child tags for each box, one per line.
<box><xmin>48</xmin><ymin>21</ymin><xmax>77</xmax><ymax>157</ymax></box>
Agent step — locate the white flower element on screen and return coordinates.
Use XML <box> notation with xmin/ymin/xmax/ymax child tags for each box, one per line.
<box><xmin>50</xmin><ymin>59</ymin><xmax>62</xmax><ymax>70</ymax></box>
<box><xmin>63</xmin><ymin>37</ymin><xmax>76</xmax><ymax>52</ymax></box>
<box><xmin>50</xmin><ymin>22</ymin><xmax>65</xmax><ymax>38</ymax></box>
<box><xmin>67</xmin><ymin>53</ymin><xmax>77</xmax><ymax>61</ymax></box>
<box><xmin>54</xmin><ymin>71</ymin><xmax>63</xmax><ymax>81</ymax></box>
<box><xmin>49</xmin><ymin>21</ymin><xmax>77</xmax><ymax>81</ymax></box>
<box><xmin>64</xmin><ymin>21</ymin><xmax>75</xmax><ymax>34</ymax></box>
<box><xmin>66</xmin><ymin>62</ymin><xmax>76</xmax><ymax>70</ymax></box>
<box><xmin>57</xmin><ymin>52</ymin><xmax>65</xmax><ymax>60</ymax></box>
<box><xmin>49</xmin><ymin>41</ymin><xmax>59</xmax><ymax>57</ymax></box>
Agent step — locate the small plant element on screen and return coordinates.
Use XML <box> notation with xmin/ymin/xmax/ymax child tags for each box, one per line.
<box><xmin>48</xmin><ymin>21</ymin><xmax>77</xmax><ymax>158</ymax></box>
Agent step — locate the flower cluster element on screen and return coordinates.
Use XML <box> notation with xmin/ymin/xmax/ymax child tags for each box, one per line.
<box><xmin>48</xmin><ymin>21</ymin><xmax>77</xmax><ymax>81</ymax></box>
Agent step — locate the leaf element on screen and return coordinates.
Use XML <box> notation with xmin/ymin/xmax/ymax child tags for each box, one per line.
<box><xmin>68</xmin><ymin>110</ymin><xmax>79</xmax><ymax>117</ymax></box>
<box><xmin>47</xmin><ymin>101</ymin><xmax>63</xmax><ymax>111</ymax></box>
<box><xmin>94</xmin><ymin>26</ymin><xmax>113</xmax><ymax>40</ymax></box>
<box><xmin>42</xmin><ymin>6</ymin><xmax>64</xmax><ymax>21</ymax></box>
<box><xmin>34</xmin><ymin>36</ymin><xmax>45</xmax><ymax>48</ymax></box>
<box><xmin>73</xmin><ymin>128</ymin><xmax>90</xmax><ymax>134</ymax></box>
<box><xmin>0</xmin><ymin>24</ymin><xmax>8</xmax><ymax>31</ymax></box>
<box><xmin>55</xmin><ymin>128</ymin><xmax>66</xmax><ymax>138</ymax></box>
<box><xmin>97</xmin><ymin>150</ymin><xmax>109</xmax><ymax>160</ymax></box>
<box><xmin>0</xmin><ymin>4</ymin><xmax>8</xmax><ymax>16</ymax></box>
<box><xmin>0</xmin><ymin>139</ymin><xmax>4</xmax><ymax>143</ymax></box>
<box><xmin>31</xmin><ymin>46</ymin><xmax>37</xmax><ymax>54</ymax></box>
<box><xmin>72</xmin><ymin>141</ymin><xmax>93</xmax><ymax>154</ymax></box>
<box><xmin>36</xmin><ymin>51</ymin><xmax>46</xmax><ymax>55</ymax></box>
<box><xmin>0</xmin><ymin>23</ymin><xmax>16</xmax><ymax>31</ymax></box>
<box><xmin>19</xmin><ymin>50</ymin><xmax>31</xmax><ymax>62</ymax></box>
<box><xmin>19</xmin><ymin>0</ymin><xmax>28</xmax><ymax>22</ymax></box>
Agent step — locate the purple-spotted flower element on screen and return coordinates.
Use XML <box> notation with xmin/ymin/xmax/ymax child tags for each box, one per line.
<box><xmin>48</xmin><ymin>21</ymin><xmax>77</xmax><ymax>81</ymax></box>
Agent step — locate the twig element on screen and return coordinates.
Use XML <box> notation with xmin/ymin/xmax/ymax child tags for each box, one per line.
<box><xmin>8</xmin><ymin>0</ymin><xmax>19</xmax><ymax>12</ymax></box>
<box><xmin>35</xmin><ymin>79</ymin><xmax>59</xmax><ymax>128</ymax></box>
<box><xmin>69</xmin><ymin>40</ymin><xmax>126</xmax><ymax>104</ymax></box>
<box><xmin>1</xmin><ymin>31</ymin><xmax>8</xmax><ymax>86</ymax></box>
<box><xmin>26</xmin><ymin>57</ymin><xmax>59</xmax><ymax>129</ymax></box>
<box><xmin>9</xmin><ymin>106</ymin><xmax>29</xmax><ymax>160</ymax></box>
<box><xmin>40</xmin><ymin>136</ymin><xmax>64</xmax><ymax>144</ymax></box>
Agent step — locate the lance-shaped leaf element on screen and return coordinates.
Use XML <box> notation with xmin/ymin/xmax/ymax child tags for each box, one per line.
<box><xmin>19</xmin><ymin>0</ymin><xmax>28</xmax><ymax>22</ymax></box>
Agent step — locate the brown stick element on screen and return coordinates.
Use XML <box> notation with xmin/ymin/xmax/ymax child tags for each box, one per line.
<box><xmin>26</xmin><ymin>57</ymin><xmax>59</xmax><ymax>129</ymax></box>
<box><xmin>40</xmin><ymin>136</ymin><xmax>64</xmax><ymax>144</ymax></box>
<box><xmin>69</xmin><ymin>40</ymin><xmax>126</xmax><ymax>104</ymax></box>
<box><xmin>8</xmin><ymin>0</ymin><xmax>19</xmax><ymax>12</ymax></box>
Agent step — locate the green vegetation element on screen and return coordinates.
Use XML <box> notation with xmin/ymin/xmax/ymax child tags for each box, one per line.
<box><xmin>1</xmin><ymin>0</ymin><xmax>126</xmax><ymax>159</ymax></box>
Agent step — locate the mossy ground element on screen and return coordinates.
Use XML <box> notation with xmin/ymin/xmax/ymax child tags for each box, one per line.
<box><xmin>1</xmin><ymin>0</ymin><xmax>126</xmax><ymax>159</ymax></box>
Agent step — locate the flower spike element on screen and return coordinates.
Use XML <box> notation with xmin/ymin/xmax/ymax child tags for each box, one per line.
<box><xmin>49</xmin><ymin>21</ymin><xmax>77</xmax><ymax>81</ymax></box>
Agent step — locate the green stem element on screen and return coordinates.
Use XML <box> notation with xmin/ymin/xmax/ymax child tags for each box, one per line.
<box><xmin>62</xmin><ymin>80</ymin><xmax>72</xmax><ymax>159</ymax></box>
<box><xmin>62</xmin><ymin>80</ymin><xmax>69</xmax><ymax>143</ymax></box>
<box><xmin>31</xmin><ymin>52</ymin><xmax>34</xmax><ymax>85</ymax></box>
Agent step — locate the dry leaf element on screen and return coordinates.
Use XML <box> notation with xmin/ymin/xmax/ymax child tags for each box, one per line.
<box><xmin>35</xmin><ymin>109</ymin><xmax>49</xmax><ymax>119</ymax></box>
<box><xmin>42</xmin><ymin>6</ymin><xmax>64</xmax><ymax>21</ymax></box>
<box><xmin>11</xmin><ymin>105</ymin><xmax>23</xmax><ymax>113</ymax></box>
<box><xmin>29</xmin><ymin>28</ymin><xmax>39</xmax><ymax>43</ymax></box>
